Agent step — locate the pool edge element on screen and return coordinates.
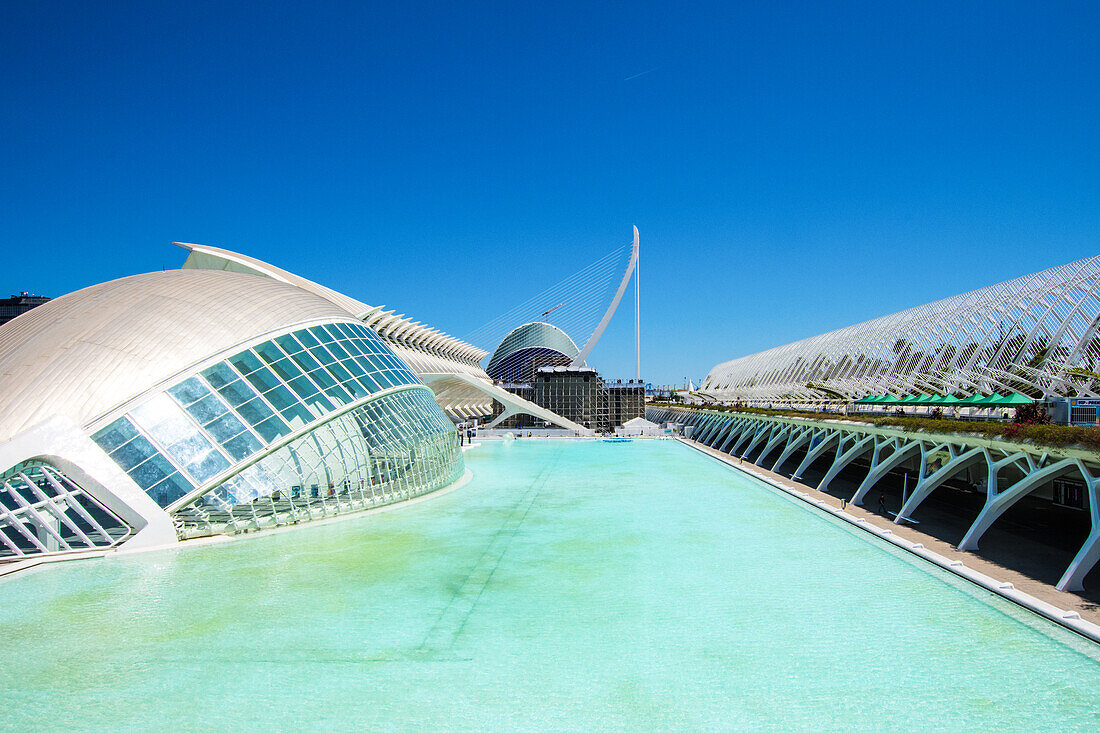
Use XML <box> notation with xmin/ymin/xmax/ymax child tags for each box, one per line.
<box><xmin>678</xmin><ymin>437</ymin><xmax>1100</xmax><ymax>645</ymax></box>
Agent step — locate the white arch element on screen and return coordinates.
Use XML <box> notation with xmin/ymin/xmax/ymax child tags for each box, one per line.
<box><xmin>570</xmin><ymin>226</ymin><xmax>640</xmax><ymax>367</ymax></box>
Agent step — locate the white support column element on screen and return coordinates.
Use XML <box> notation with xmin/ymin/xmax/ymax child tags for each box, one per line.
<box><xmin>1058</xmin><ymin>475</ymin><xmax>1100</xmax><ymax>590</ymax></box>
<box><xmin>771</xmin><ymin>427</ymin><xmax>813</xmax><ymax>473</ymax></box>
<box><xmin>756</xmin><ymin>425</ymin><xmax>793</xmax><ymax>466</ymax></box>
<box><xmin>958</xmin><ymin>458</ymin><xmax>1079</xmax><ymax>551</ymax></box>
<box><xmin>895</xmin><ymin>447</ymin><xmax>988</xmax><ymax>523</ymax></box>
<box><xmin>704</xmin><ymin>416</ymin><xmax>729</xmax><ymax>445</ymax></box>
<box><xmin>703</xmin><ymin>419</ymin><xmax>732</xmax><ymax>447</ymax></box>
<box><xmin>729</xmin><ymin>423</ymin><xmax>762</xmax><ymax>457</ymax></box>
<box><xmin>717</xmin><ymin>419</ymin><xmax>749</xmax><ymax>453</ymax></box>
<box><xmin>817</xmin><ymin>434</ymin><xmax>875</xmax><ymax>493</ymax></box>
<box><xmin>739</xmin><ymin>425</ymin><xmax>772</xmax><ymax>461</ymax></box>
<box><xmin>851</xmin><ymin>439</ymin><xmax>922</xmax><ymax>505</ymax></box>
<box><xmin>792</xmin><ymin>430</ymin><xmax>840</xmax><ymax>482</ymax></box>
<box><xmin>699</xmin><ymin>415</ymin><xmax>728</xmax><ymax>445</ymax></box>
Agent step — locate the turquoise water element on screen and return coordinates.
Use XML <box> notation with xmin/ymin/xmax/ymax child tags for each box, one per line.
<box><xmin>1</xmin><ymin>439</ymin><xmax>1098</xmax><ymax>730</ymax></box>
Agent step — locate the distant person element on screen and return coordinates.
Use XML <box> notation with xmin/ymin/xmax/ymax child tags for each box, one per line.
<box><xmin>878</xmin><ymin>492</ymin><xmax>886</xmax><ymax>513</ymax></box>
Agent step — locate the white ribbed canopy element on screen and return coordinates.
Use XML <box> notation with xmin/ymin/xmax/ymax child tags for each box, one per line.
<box><xmin>0</xmin><ymin>269</ymin><xmax>353</xmax><ymax>441</ymax></box>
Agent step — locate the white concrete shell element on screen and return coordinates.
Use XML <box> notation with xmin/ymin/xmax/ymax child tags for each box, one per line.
<box><xmin>179</xmin><ymin>243</ymin><xmax>488</xmax><ymax>366</ymax></box>
<box><xmin>178</xmin><ymin>243</ymin><xmax>494</xmax><ymax>417</ymax></box>
<box><xmin>0</xmin><ymin>268</ymin><xmax>465</xmax><ymax>567</ymax></box>
<box><xmin>486</xmin><ymin>321</ymin><xmax>581</xmax><ymax>382</ymax></box>
<box><xmin>0</xmin><ymin>270</ymin><xmax>349</xmax><ymax>443</ymax></box>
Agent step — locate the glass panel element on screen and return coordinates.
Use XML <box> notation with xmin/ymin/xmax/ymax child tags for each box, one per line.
<box><xmin>242</xmin><ymin>364</ymin><xmax>282</xmax><ymax>395</ymax></box>
<box><xmin>341</xmin><ymin>356</ymin><xmax>367</xmax><ymax>377</ymax></box>
<box><xmin>92</xmin><ymin>418</ymin><xmax>138</xmax><ymax>453</ymax></box>
<box><xmin>340</xmin><ymin>336</ymin><xmax>365</xmax><ymax>357</ymax></box>
<box><xmin>129</xmin><ymin>454</ymin><xmax>175</xmax><ymax>490</ymax></box>
<box><xmin>296</xmin><ymin>329</ymin><xmax>321</xmax><ymax>349</ymax></box>
<box><xmin>263</xmin><ymin>356</ymin><xmax>301</xmax><ymax>384</ymax></box>
<box><xmin>287</xmin><ymin>347</ymin><xmax>322</xmax><ymax>374</ymax></box>
<box><xmin>326</xmin><ymin>360</ymin><xmax>354</xmax><ymax>386</ymax></box>
<box><xmin>355</xmin><ymin>370</ymin><xmax>382</xmax><ymax>392</ymax></box>
<box><xmin>222</xmin><ymin>432</ymin><xmax>263</xmax><ymax>461</ymax></box>
<box><xmin>274</xmin><ymin>333</ymin><xmax>305</xmax><ymax>355</ymax></box>
<box><xmin>148</xmin><ymin>472</ymin><xmax>194</xmax><ymax>506</ymax></box>
<box><xmin>323</xmin><ymin>323</ymin><xmax>346</xmax><ymax>341</ymax></box>
<box><xmin>207</xmin><ymin>379</ymin><xmax>254</xmax><ymax>409</ymax></box>
<box><xmin>307</xmin><ymin>325</ymin><xmax>334</xmax><ymax>344</ymax></box>
<box><xmin>171</xmin><ymin>387</ymin><xmax>462</xmax><ymax>539</ymax></box>
<box><xmin>286</xmin><ymin>373</ymin><xmax>321</xmax><ymax>400</ymax></box>
<box><xmin>183</xmin><ymin>393</ymin><xmax>228</xmax><ymax>425</ymax></box>
<box><xmin>267</xmin><ymin>387</ymin><xmax>313</xmax><ymax>429</ymax></box>
<box><xmin>130</xmin><ymin>394</ymin><xmax>230</xmax><ymax>484</ymax></box>
<box><xmin>185</xmin><ymin>448</ymin><xmax>231</xmax><ymax>483</ymax></box>
<box><xmin>201</xmin><ymin>362</ymin><xmax>239</xmax><ymax>389</ymax></box>
<box><xmin>203</xmin><ymin>411</ymin><xmax>251</xmax><ymax>444</ymax></box>
<box><xmin>227</xmin><ymin>350</ymin><xmax>265</xmax><ymax>377</ymax></box>
<box><xmin>167</xmin><ymin>378</ymin><xmax>209</xmax><ymax>407</ymax></box>
<box><xmin>263</xmin><ymin>385</ymin><xmax>298</xmax><ymax>412</ymax></box>
<box><xmin>307</xmin><ymin>344</ymin><xmax>336</xmax><ymax>366</ymax></box>
<box><xmin>325</xmin><ymin>339</ymin><xmax>351</xmax><ymax>361</ymax></box>
<box><xmin>253</xmin><ymin>341</ymin><xmax>287</xmax><ymax>366</ymax></box>
<box><xmin>109</xmin><ymin>435</ymin><xmax>159</xmax><ymax>472</ymax></box>
<box><xmin>288</xmin><ymin>376</ymin><xmax>330</xmax><ymax>411</ymax></box>
<box><xmin>235</xmin><ymin>397</ymin><xmax>277</xmax><ymax>426</ymax></box>
<box><xmin>253</xmin><ymin>415</ymin><xmax>292</xmax><ymax>443</ymax></box>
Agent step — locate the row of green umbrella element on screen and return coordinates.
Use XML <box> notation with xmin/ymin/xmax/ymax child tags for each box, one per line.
<box><xmin>854</xmin><ymin>392</ymin><xmax>1034</xmax><ymax>406</ymax></box>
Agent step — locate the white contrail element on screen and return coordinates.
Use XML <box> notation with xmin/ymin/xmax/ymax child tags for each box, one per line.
<box><xmin>623</xmin><ymin>66</ymin><xmax>660</xmax><ymax>82</ymax></box>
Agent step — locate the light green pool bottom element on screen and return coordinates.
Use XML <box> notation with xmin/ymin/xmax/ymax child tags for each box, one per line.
<box><xmin>0</xmin><ymin>439</ymin><xmax>1098</xmax><ymax>731</ymax></box>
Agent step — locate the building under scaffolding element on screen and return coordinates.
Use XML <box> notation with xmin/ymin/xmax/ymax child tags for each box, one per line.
<box><xmin>491</xmin><ymin>367</ymin><xmax>644</xmax><ymax>432</ymax></box>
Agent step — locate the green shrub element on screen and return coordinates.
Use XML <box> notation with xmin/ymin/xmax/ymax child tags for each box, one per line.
<box><xmin>647</xmin><ymin>402</ymin><xmax>1100</xmax><ymax>451</ymax></box>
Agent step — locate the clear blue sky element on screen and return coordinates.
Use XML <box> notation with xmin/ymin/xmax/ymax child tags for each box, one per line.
<box><xmin>2</xmin><ymin>2</ymin><xmax>1098</xmax><ymax>385</ymax></box>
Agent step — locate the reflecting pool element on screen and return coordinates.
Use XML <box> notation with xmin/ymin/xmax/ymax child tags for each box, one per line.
<box><xmin>0</xmin><ymin>439</ymin><xmax>1097</xmax><ymax>730</ymax></box>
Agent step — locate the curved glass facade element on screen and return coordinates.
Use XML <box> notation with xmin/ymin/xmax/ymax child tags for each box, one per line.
<box><xmin>89</xmin><ymin>320</ymin><xmax>463</xmax><ymax>538</ymax></box>
<box><xmin>173</xmin><ymin>389</ymin><xmax>461</xmax><ymax>539</ymax></box>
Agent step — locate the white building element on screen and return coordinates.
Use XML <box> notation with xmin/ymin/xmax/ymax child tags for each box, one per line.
<box><xmin>0</xmin><ymin>265</ymin><xmax>471</xmax><ymax>567</ymax></box>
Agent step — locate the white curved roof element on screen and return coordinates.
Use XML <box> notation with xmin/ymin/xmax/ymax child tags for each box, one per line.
<box><xmin>487</xmin><ymin>321</ymin><xmax>581</xmax><ymax>376</ymax></box>
<box><xmin>0</xmin><ymin>269</ymin><xmax>353</xmax><ymax>442</ymax></box>
<box><xmin>178</xmin><ymin>243</ymin><xmax>488</xmax><ymax>364</ymax></box>
<box><xmin>702</xmin><ymin>254</ymin><xmax>1100</xmax><ymax>402</ymax></box>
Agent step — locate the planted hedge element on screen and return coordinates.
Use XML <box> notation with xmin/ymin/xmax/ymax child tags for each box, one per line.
<box><xmin>648</xmin><ymin>403</ymin><xmax>1100</xmax><ymax>451</ymax></box>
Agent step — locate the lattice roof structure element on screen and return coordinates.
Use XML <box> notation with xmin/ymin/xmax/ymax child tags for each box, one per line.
<box><xmin>702</xmin><ymin>255</ymin><xmax>1100</xmax><ymax>403</ymax></box>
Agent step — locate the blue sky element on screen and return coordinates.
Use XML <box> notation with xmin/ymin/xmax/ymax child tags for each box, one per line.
<box><xmin>2</xmin><ymin>2</ymin><xmax>1098</xmax><ymax>385</ymax></box>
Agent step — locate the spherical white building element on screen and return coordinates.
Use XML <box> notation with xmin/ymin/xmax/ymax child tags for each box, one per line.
<box><xmin>485</xmin><ymin>322</ymin><xmax>581</xmax><ymax>383</ymax></box>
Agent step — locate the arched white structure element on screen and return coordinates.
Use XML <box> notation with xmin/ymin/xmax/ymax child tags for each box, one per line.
<box><xmin>702</xmin><ymin>255</ymin><xmax>1100</xmax><ymax>403</ymax></box>
<box><xmin>177</xmin><ymin>243</ymin><xmax>587</xmax><ymax>430</ymax></box>
<box><xmin>486</xmin><ymin>322</ymin><xmax>581</xmax><ymax>382</ymax></box>
<box><xmin>571</xmin><ymin>226</ymin><xmax>639</xmax><ymax>367</ymax></box>
<box><xmin>0</xmin><ymin>269</ymin><xmax>465</xmax><ymax>567</ymax></box>
<box><xmin>178</xmin><ymin>243</ymin><xmax>492</xmax><ymax>417</ymax></box>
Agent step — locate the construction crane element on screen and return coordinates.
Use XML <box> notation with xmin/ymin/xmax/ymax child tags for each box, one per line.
<box><xmin>541</xmin><ymin>302</ymin><xmax>566</xmax><ymax>323</ymax></box>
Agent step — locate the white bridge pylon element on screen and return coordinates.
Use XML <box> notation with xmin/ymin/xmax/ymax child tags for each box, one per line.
<box><xmin>571</xmin><ymin>225</ymin><xmax>639</xmax><ymax>367</ymax></box>
<box><xmin>465</xmin><ymin>227</ymin><xmax>640</xmax><ymax>369</ymax></box>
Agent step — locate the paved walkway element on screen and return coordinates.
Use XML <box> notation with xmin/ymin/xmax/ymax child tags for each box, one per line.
<box><xmin>688</xmin><ymin>439</ymin><xmax>1100</xmax><ymax>626</ymax></box>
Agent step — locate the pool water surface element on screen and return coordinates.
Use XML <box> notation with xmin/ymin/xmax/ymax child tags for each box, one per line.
<box><xmin>0</xmin><ymin>439</ymin><xmax>1097</xmax><ymax>730</ymax></box>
